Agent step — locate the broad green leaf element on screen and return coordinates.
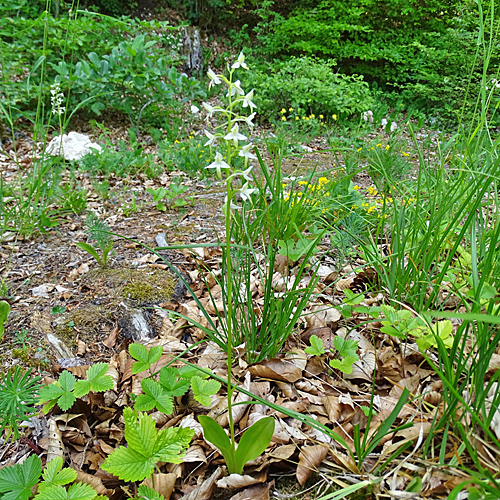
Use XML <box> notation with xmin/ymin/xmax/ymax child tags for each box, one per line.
<box><xmin>190</xmin><ymin>376</ymin><xmax>220</xmax><ymax>407</ymax></box>
<box><xmin>0</xmin><ymin>454</ymin><xmax>42</xmax><ymax>500</ymax></box>
<box><xmin>343</xmin><ymin>290</ymin><xmax>364</xmax><ymax>305</ymax></box>
<box><xmin>129</xmin><ymin>344</ymin><xmax>162</xmax><ymax>374</ymax></box>
<box><xmin>38</xmin><ymin>457</ymin><xmax>76</xmax><ymax>491</ymax></box>
<box><xmin>74</xmin><ymin>363</ymin><xmax>113</xmax><ymax>397</ymax></box>
<box><xmin>76</xmin><ymin>243</ymin><xmax>102</xmax><ymax>266</ymax></box>
<box><xmin>0</xmin><ymin>300</ymin><xmax>10</xmax><ymax>339</ymax></box>
<box><xmin>102</xmin><ymin>408</ymin><xmax>193</xmax><ymax>482</ymax></box>
<box><xmin>304</xmin><ymin>334</ymin><xmax>326</xmax><ymax>356</ymax></box>
<box><xmin>406</xmin><ymin>476</ymin><xmax>422</xmax><ymax>493</ymax></box>
<box><xmin>198</xmin><ymin>415</ymin><xmax>236</xmax><ymax>472</ymax></box>
<box><xmin>234</xmin><ymin>417</ymin><xmax>275</xmax><ymax>475</ymax></box>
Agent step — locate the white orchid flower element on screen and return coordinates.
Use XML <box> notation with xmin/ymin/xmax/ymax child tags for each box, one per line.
<box><xmin>204</xmin><ymin>131</ymin><xmax>218</xmax><ymax>147</ymax></box>
<box><xmin>238</xmin><ymin>143</ymin><xmax>257</xmax><ymax>161</ymax></box>
<box><xmin>244</xmin><ymin>112</ymin><xmax>256</xmax><ymax>129</ymax></box>
<box><xmin>231</xmin><ymin>52</ymin><xmax>249</xmax><ymax>70</ymax></box>
<box><xmin>233</xmin><ymin>166</ymin><xmax>253</xmax><ymax>182</ymax></box>
<box><xmin>241</xmin><ymin>89</ymin><xmax>256</xmax><ymax>110</ymax></box>
<box><xmin>227</xmin><ymin>80</ymin><xmax>245</xmax><ymax>97</ymax></box>
<box><xmin>206</xmin><ymin>152</ymin><xmax>230</xmax><ymax>178</ymax></box>
<box><xmin>202</xmin><ymin>102</ymin><xmax>218</xmax><ymax>118</ymax></box>
<box><xmin>224</xmin><ymin>124</ymin><xmax>247</xmax><ymax>147</ymax></box>
<box><xmin>224</xmin><ymin>195</ymin><xmax>240</xmax><ymax>211</ymax></box>
<box><xmin>207</xmin><ymin>68</ymin><xmax>221</xmax><ymax>88</ymax></box>
<box><xmin>239</xmin><ymin>183</ymin><xmax>257</xmax><ymax>202</ymax></box>
<box><xmin>190</xmin><ymin>104</ymin><xmax>200</xmax><ymax>114</ymax></box>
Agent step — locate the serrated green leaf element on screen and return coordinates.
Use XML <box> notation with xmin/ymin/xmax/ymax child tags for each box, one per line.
<box><xmin>191</xmin><ymin>376</ymin><xmax>220</xmax><ymax>407</ymax></box>
<box><xmin>0</xmin><ymin>454</ymin><xmax>42</xmax><ymax>500</ymax></box>
<box><xmin>102</xmin><ymin>408</ymin><xmax>193</xmax><ymax>482</ymax></box>
<box><xmin>34</xmin><ymin>482</ymin><xmax>97</xmax><ymax>500</ymax></box>
<box><xmin>177</xmin><ymin>365</ymin><xmax>209</xmax><ymax>380</ymax></box>
<box><xmin>39</xmin><ymin>371</ymin><xmax>76</xmax><ymax>412</ymax></box>
<box><xmin>137</xmin><ymin>485</ymin><xmax>166</xmax><ymax>500</ymax></box>
<box><xmin>74</xmin><ymin>363</ymin><xmax>113</xmax><ymax>397</ymax></box>
<box><xmin>39</xmin><ymin>457</ymin><xmax>77</xmax><ymax>491</ymax></box>
<box><xmin>330</xmin><ymin>354</ymin><xmax>358</xmax><ymax>374</ymax></box>
<box><xmin>304</xmin><ymin>334</ymin><xmax>326</xmax><ymax>356</ymax></box>
<box><xmin>136</xmin><ymin>378</ymin><xmax>174</xmax><ymax>414</ymax></box>
<box><xmin>333</xmin><ymin>336</ymin><xmax>358</xmax><ymax>359</ymax></box>
<box><xmin>159</xmin><ymin>367</ymin><xmax>191</xmax><ymax>397</ymax></box>
<box><xmin>129</xmin><ymin>344</ymin><xmax>163</xmax><ymax>374</ymax></box>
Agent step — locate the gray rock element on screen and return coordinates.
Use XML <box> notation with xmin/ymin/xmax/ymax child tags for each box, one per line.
<box><xmin>45</xmin><ymin>131</ymin><xmax>102</xmax><ymax>161</ymax></box>
<box><xmin>118</xmin><ymin>302</ymin><xmax>156</xmax><ymax>342</ymax></box>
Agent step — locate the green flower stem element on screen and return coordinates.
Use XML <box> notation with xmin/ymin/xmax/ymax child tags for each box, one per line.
<box><xmin>224</xmin><ymin>69</ymin><xmax>236</xmax><ymax>450</ymax></box>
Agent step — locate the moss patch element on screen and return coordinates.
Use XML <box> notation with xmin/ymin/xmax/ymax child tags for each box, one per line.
<box><xmin>89</xmin><ymin>267</ymin><xmax>177</xmax><ymax>304</ymax></box>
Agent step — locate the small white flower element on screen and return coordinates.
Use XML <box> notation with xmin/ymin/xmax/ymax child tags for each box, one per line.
<box><xmin>206</xmin><ymin>152</ymin><xmax>230</xmax><ymax>178</ymax></box>
<box><xmin>236</xmin><ymin>166</ymin><xmax>254</xmax><ymax>182</ymax></box>
<box><xmin>190</xmin><ymin>104</ymin><xmax>200</xmax><ymax>114</ymax></box>
<box><xmin>390</xmin><ymin>122</ymin><xmax>398</xmax><ymax>132</ymax></box>
<box><xmin>204</xmin><ymin>131</ymin><xmax>218</xmax><ymax>147</ymax></box>
<box><xmin>381</xmin><ymin>118</ymin><xmax>388</xmax><ymax>127</ymax></box>
<box><xmin>232</xmin><ymin>52</ymin><xmax>249</xmax><ymax>70</ymax></box>
<box><xmin>224</xmin><ymin>195</ymin><xmax>240</xmax><ymax>211</ymax></box>
<box><xmin>238</xmin><ymin>182</ymin><xmax>257</xmax><ymax>202</ymax></box>
<box><xmin>239</xmin><ymin>143</ymin><xmax>257</xmax><ymax>160</ymax></box>
<box><xmin>207</xmin><ymin>68</ymin><xmax>221</xmax><ymax>88</ymax></box>
<box><xmin>244</xmin><ymin>112</ymin><xmax>256</xmax><ymax>129</ymax></box>
<box><xmin>224</xmin><ymin>124</ymin><xmax>246</xmax><ymax>147</ymax></box>
<box><xmin>202</xmin><ymin>102</ymin><xmax>218</xmax><ymax>117</ymax></box>
<box><xmin>241</xmin><ymin>89</ymin><xmax>257</xmax><ymax>110</ymax></box>
<box><xmin>227</xmin><ymin>80</ymin><xmax>245</xmax><ymax>97</ymax></box>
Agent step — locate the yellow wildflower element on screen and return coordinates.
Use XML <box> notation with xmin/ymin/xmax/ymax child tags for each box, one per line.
<box><xmin>319</xmin><ymin>114</ymin><xmax>324</xmax><ymax>119</ymax></box>
<box><xmin>289</xmin><ymin>107</ymin><xmax>293</xmax><ymax>111</ymax></box>
<box><xmin>282</xmin><ymin>116</ymin><xmax>286</xmax><ymax>121</ymax></box>
<box><xmin>353</xmin><ymin>185</ymin><xmax>361</xmax><ymax>190</ymax></box>
<box><xmin>295</xmin><ymin>116</ymin><xmax>299</xmax><ymax>120</ymax></box>
<box><xmin>385</xmin><ymin>145</ymin><xmax>390</xmax><ymax>150</ymax></box>
<box><xmin>332</xmin><ymin>114</ymin><xmax>337</xmax><ymax>121</ymax></box>
<box><xmin>281</xmin><ymin>108</ymin><xmax>286</xmax><ymax>114</ymax></box>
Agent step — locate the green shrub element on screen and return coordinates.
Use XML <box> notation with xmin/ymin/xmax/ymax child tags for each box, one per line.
<box><xmin>250</xmin><ymin>0</ymin><xmax>500</xmax><ymax>123</ymax></box>
<box><xmin>242</xmin><ymin>56</ymin><xmax>374</xmax><ymax>119</ymax></box>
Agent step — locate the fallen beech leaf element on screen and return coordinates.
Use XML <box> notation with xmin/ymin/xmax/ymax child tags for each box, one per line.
<box><xmin>76</xmin><ymin>471</ymin><xmax>112</xmax><ymax>496</ymax></box>
<box><xmin>268</xmin><ymin>444</ymin><xmax>296</xmax><ymax>461</ymax></box>
<box><xmin>47</xmin><ymin>417</ymin><xmax>64</xmax><ymax>462</ymax></box>
<box><xmin>306</xmin><ymin>305</ymin><xmax>341</xmax><ymax>328</ymax></box>
<box><xmin>228</xmin><ymin>482</ymin><xmax>272</xmax><ymax>500</ymax></box>
<box><xmin>217</xmin><ymin>471</ymin><xmax>267</xmax><ymax>489</ymax></box>
<box><xmin>103</xmin><ymin>325</ymin><xmax>119</xmax><ymax>348</ymax></box>
<box><xmin>179</xmin><ymin>466</ymin><xmax>223</xmax><ymax>500</ymax></box>
<box><xmin>249</xmin><ymin>358</ymin><xmax>302</xmax><ymax>383</ymax></box>
<box><xmin>297</xmin><ymin>445</ymin><xmax>329</xmax><ymax>485</ymax></box>
<box><xmin>143</xmin><ymin>473</ymin><xmax>177</xmax><ymax>500</ymax></box>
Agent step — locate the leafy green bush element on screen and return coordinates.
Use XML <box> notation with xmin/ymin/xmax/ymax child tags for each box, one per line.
<box><xmin>249</xmin><ymin>0</ymin><xmax>500</xmax><ymax>122</ymax></box>
<box><xmin>242</xmin><ymin>56</ymin><xmax>373</xmax><ymax>119</ymax></box>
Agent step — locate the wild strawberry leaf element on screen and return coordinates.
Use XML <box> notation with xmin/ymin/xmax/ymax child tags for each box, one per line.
<box><xmin>74</xmin><ymin>363</ymin><xmax>113</xmax><ymax>397</ymax></box>
<box><xmin>135</xmin><ymin>378</ymin><xmax>174</xmax><ymax>415</ymax></box>
<box><xmin>39</xmin><ymin>370</ymin><xmax>76</xmax><ymax>413</ymax></box>
<box><xmin>129</xmin><ymin>344</ymin><xmax>163</xmax><ymax>375</ymax></box>
<box><xmin>159</xmin><ymin>367</ymin><xmax>191</xmax><ymax>397</ymax></box>
<box><xmin>34</xmin><ymin>482</ymin><xmax>98</xmax><ymax>500</ymax></box>
<box><xmin>304</xmin><ymin>334</ymin><xmax>326</xmax><ymax>356</ymax></box>
<box><xmin>0</xmin><ymin>455</ymin><xmax>42</xmax><ymax>500</ymax></box>
<box><xmin>38</xmin><ymin>457</ymin><xmax>76</xmax><ymax>491</ymax></box>
<box><xmin>102</xmin><ymin>408</ymin><xmax>194</xmax><ymax>482</ymax></box>
<box><xmin>330</xmin><ymin>355</ymin><xmax>358</xmax><ymax>374</ymax></box>
<box><xmin>191</xmin><ymin>376</ymin><xmax>221</xmax><ymax>407</ymax></box>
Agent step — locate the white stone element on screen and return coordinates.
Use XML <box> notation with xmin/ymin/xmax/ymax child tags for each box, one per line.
<box><xmin>45</xmin><ymin>131</ymin><xmax>102</xmax><ymax>161</ymax></box>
